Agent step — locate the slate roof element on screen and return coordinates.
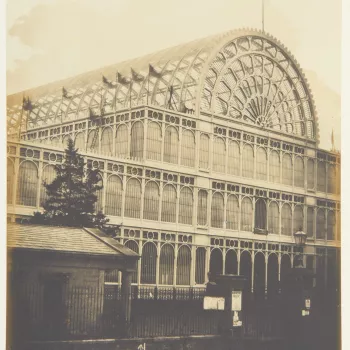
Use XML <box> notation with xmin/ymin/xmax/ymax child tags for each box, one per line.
<box><xmin>7</xmin><ymin>223</ymin><xmax>138</xmax><ymax>258</ymax></box>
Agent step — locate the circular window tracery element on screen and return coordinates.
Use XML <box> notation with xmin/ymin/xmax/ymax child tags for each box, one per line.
<box><xmin>202</xmin><ymin>35</ymin><xmax>315</xmax><ymax>140</ymax></box>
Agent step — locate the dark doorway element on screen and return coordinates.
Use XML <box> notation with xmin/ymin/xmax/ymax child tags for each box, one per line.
<box><xmin>42</xmin><ymin>275</ymin><xmax>67</xmax><ymax>339</ymax></box>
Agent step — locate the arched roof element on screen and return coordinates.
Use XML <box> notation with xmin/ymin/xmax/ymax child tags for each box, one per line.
<box><xmin>7</xmin><ymin>29</ymin><xmax>318</xmax><ymax>143</ymax></box>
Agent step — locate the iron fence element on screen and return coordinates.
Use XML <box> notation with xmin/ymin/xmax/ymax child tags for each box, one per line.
<box><xmin>12</xmin><ymin>283</ymin><xmax>285</xmax><ymax>341</ymax></box>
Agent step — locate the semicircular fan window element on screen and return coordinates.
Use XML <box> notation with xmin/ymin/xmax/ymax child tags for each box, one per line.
<box><xmin>201</xmin><ymin>35</ymin><xmax>315</xmax><ymax>140</ymax></box>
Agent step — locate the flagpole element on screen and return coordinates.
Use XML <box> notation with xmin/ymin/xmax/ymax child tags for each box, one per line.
<box><xmin>262</xmin><ymin>0</ymin><xmax>265</xmax><ymax>33</ymax></box>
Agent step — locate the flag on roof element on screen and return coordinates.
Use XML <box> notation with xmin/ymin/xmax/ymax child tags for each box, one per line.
<box><xmin>62</xmin><ymin>87</ymin><xmax>71</xmax><ymax>99</ymax></box>
<box><xmin>117</xmin><ymin>72</ymin><xmax>130</xmax><ymax>85</ymax></box>
<box><xmin>102</xmin><ymin>75</ymin><xmax>114</xmax><ymax>89</ymax></box>
<box><xmin>149</xmin><ymin>64</ymin><xmax>162</xmax><ymax>78</ymax></box>
<box><xmin>131</xmin><ymin>68</ymin><xmax>144</xmax><ymax>82</ymax></box>
<box><xmin>22</xmin><ymin>96</ymin><xmax>34</xmax><ymax>111</ymax></box>
<box><xmin>331</xmin><ymin>129</ymin><xmax>335</xmax><ymax>151</ymax></box>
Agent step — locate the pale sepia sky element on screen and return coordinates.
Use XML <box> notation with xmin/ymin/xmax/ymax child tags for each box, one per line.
<box><xmin>6</xmin><ymin>0</ymin><xmax>341</xmax><ymax>150</ymax></box>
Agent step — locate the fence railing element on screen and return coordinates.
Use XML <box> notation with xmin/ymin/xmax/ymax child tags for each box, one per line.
<box><xmin>12</xmin><ymin>283</ymin><xmax>285</xmax><ymax>341</ymax></box>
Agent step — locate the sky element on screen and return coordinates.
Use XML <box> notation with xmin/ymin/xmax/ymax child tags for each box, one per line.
<box><xmin>6</xmin><ymin>0</ymin><xmax>342</xmax><ymax>150</ymax></box>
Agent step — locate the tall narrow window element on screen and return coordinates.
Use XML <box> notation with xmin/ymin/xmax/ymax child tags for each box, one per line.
<box><xmin>317</xmin><ymin>161</ymin><xmax>326</xmax><ymax>192</ymax></box>
<box><xmin>240</xmin><ymin>251</ymin><xmax>252</xmax><ymax>292</ymax></box>
<box><xmin>164</xmin><ymin>126</ymin><xmax>178</xmax><ymax>164</ymax></box>
<box><xmin>242</xmin><ymin>144</ymin><xmax>254</xmax><ymax>178</ymax></box>
<box><xmin>195</xmin><ymin>247</ymin><xmax>206</xmax><ymax>284</ymax></box>
<box><xmin>199</xmin><ymin>134</ymin><xmax>209</xmax><ymax>169</ymax></box>
<box><xmin>210</xmin><ymin>249</ymin><xmax>223</xmax><ymax>275</ymax></box>
<box><xmin>225</xmin><ymin>250</ymin><xmax>238</xmax><ymax>275</ymax></box>
<box><xmin>268</xmin><ymin>202</ymin><xmax>280</xmax><ymax>234</ymax></box>
<box><xmin>115</xmin><ymin>124</ymin><xmax>129</xmax><ymax>158</ymax></box>
<box><xmin>197</xmin><ymin>190</ymin><xmax>208</xmax><ymax>225</ymax></box>
<box><xmin>7</xmin><ymin>159</ymin><xmax>14</xmax><ymax>205</ymax></box>
<box><xmin>269</xmin><ymin>151</ymin><xmax>280</xmax><ymax>183</ymax></box>
<box><xmin>316</xmin><ymin>209</ymin><xmax>326</xmax><ymax>239</ymax></box>
<box><xmin>211</xmin><ymin>192</ymin><xmax>224</xmax><ymax>228</ymax></box>
<box><xmin>101</xmin><ymin>127</ymin><xmax>113</xmax><ymax>155</ymax></box>
<box><xmin>87</xmin><ymin>130</ymin><xmax>99</xmax><ymax>153</ymax></box>
<box><xmin>226</xmin><ymin>195</ymin><xmax>239</xmax><ymax>230</ymax></box>
<box><xmin>256</xmin><ymin>148</ymin><xmax>267</xmax><ymax>181</ymax></box>
<box><xmin>336</xmin><ymin>165</ymin><xmax>340</xmax><ymax>195</ymax></box>
<box><xmin>16</xmin><ymin>161</ymin><xmax>38</xmax><ymax>206</ymax></box>
<box><xmin>307</xmin><ymin>159</ymin><xmax>315</xmax><ymax>189</ymax></box>
<box><xmin>294</xmin><ymin>157</ymin><xmax>304</xmax><ymax>188</ymax></box>
<box><xmin>254</xmin><ymin>252</ymin><xmax>265</xmax><ymax>297</ymax></box>
<box><xmin>327</xmin><ymin>164</ymin><xmax>336</xmax><ymax>194</ymax></box>
<box><xmin>255</xmin><ymin>199</ymin><xmax>267</xmax><ymax>231</ymax></box>
<box><xmin>159</xmin><ymin>244</ymin><xmax>174</xmax><ymax>285</ymax></box>
<box><xmin>228</xmin><ymin>141</ymin><xmax>240</xmax><ymax>176</ymax></box>
<box><xmin>176</xmin><ymin>245</ymin><xmax>191</xmax><ymax>285</ymax></box>
<box><xmin>213</xmin><ymin>138</ymin><xmax>225</xmax><ymax>173</ymax></box>
<box><xmin>307</xmin><ymin>207</ymin><xmax>314</xmax><ymax>238</ymax></box>
<box><xmin>336</xmin><ymin>211</ymin><xmax>341</xmax><ymax>241</ymax></box>
<box><xmin>327</xmin><ymin>210</ymin><xmax>335</xmax><ymax>241</ymax></box>
<box><xmin>143</xmin><ymin>181</ymin><xmax>159</xmax><ymax>220</ymax></box>
<box><xmin>40</xmin><ymin>165</ymin><xmax>56</xmax><ymax>206</ymax></box>
<box><xmin>161</xmin><ymin>184</ymin><xmax>176</xmax><ymax>222</ymax></box>
<box><xmin>125</xmin><ymin>240</ymin><xmax>139</xmax><ymax>283</ymax></box>
<box><xmin>241</xmin><ymin>197</ymin><xmax>253</xmax><ymax>231</ymax></box>
<box><xmin>146</xmin><ymin>122</ymin><xmax>162</xmax><ymax>161</ymax></box>
<box><xmin>74</xmin><ymin>132</ymin><xmax>85</xmax><ymax>151</ymax></box>
<box><xmin>178</xmin><ymin>187</ymin><xmax>193</xmax><ymax>225</ymax></box>
<box><xmin>267</xmin><ymin>254</ymin><xmax>279</xmax><ymax>298</ymax></box>
<box><xmin>282</xmin><ymin>154</ymin><xmax>293</xmax><ymax>186</ymax></box>
<box><xmin>95</xmin><ymin>175</ymin><xmax>103</xmax><ymax>213</ymax></box>
<box><xmin>141</xmin><ymin>242</ymin><xmax>157</xmax><ymax>284</ymax></box>
<box><xmin>281</xmin><ymin>204</ymin><xmax>292</xmax><ymax>236</ymax></box>
<box><xmin>105</xmin><ymin>175</ymin><xmax>122</xmax><ymax>216</ymax></box>
<box><xmin>293</xmin><ymin>205</ymin><xmax>304</xmax><ymax>232</ymax></box>
<box><xmin>130</xmin><ymin>121</ymin><xmax>144</xmax><ymax>159</ymax></box>
<box><xmin>124</xmin><ymin>178</ymin><xmax>141</xmax><ymax>218</ymax></box>
<box><xmin>181</xmin><ymin>130</ymin><xmax>195</xmax><ymax>167</ymax></box>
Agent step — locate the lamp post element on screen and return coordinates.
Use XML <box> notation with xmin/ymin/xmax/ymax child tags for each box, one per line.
<box><xmin>293</xmin><ymin>228</ymin><xmax>307</xmax><ymax>268</ymax></box>
<box><xmin>283</xmin><ymin>228</ymin><xmax>314</xmax><ymax>350</ymax></box>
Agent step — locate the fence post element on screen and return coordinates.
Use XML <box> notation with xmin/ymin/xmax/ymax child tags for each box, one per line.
<box><xmin>121</xmin><ymin>270</ymin><xmax>132</xmax><ymax>337</ymax></box>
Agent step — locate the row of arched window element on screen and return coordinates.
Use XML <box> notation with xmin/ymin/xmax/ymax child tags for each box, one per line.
<box><xmin>106</xmin><ymin>240</ymin><xmax>331</xmax><ymax>294</ymax></box>
<box><xmin>39</xmin><ymin>121</ymin><xmax>339</xmax><ymax>194</ymax></box>
<box><xmin>8</xmin><ymin>159</ymin><xmax>339</xmax><ymax>240</ymax></box>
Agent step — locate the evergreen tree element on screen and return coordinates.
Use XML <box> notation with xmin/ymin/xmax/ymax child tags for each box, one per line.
<box><xmin>32</xmin><ymin>138</ymin><xmax>109</xmax><ymax>227</ymax></box>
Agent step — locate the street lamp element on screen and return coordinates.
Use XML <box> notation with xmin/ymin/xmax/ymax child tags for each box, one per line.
<box><xmin>293</xmin><ymin>228</ymin><xmax>307</xmax><ymax>268</ymax></box>
<box><xmin>294</xmin><ymin>229</ymin><xmax>307</xmax><ymax>247</ymax></box>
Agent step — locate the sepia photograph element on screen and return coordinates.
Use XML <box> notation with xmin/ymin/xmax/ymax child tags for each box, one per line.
<box><xmin>5</xmin><ymin>0</ymin><xmax>344</xmax><ymax>349</ymax></box>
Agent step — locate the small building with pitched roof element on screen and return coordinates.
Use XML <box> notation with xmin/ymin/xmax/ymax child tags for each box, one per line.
<box><xmin>7</xmin><ymin>223</ymin><xmax>139</xmax><ymax>347</ymax></box>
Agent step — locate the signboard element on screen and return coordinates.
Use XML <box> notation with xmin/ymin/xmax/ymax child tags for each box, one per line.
<box><xmin>302</xmin><ymin>310</ymin><xmax>310</xmax><ymax>317</ymax></box>
<box><xmin>305</xmin><ymin>299</ymin><xmax>311</xmax><ymax>309</ymax></box>
<box><xmin>233</xmin><ymin>311</ymin><xmax>242</xmax><ymax>327</ymax></box>
<box><xmin>203</xmin><ymin>296</ymin><xmax>225</xmax><ymax>310</ymax></box>
<box><xmin>231</xmin><ymin>291</ymin><xmax>242</xmax><ymax>311</ymax></box>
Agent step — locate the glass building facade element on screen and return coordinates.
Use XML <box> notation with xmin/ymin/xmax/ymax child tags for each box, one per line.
<box><xmin>7</xmin><ymin>30</ymin><xmax>340</xmax><ymax>296</ymax></box>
